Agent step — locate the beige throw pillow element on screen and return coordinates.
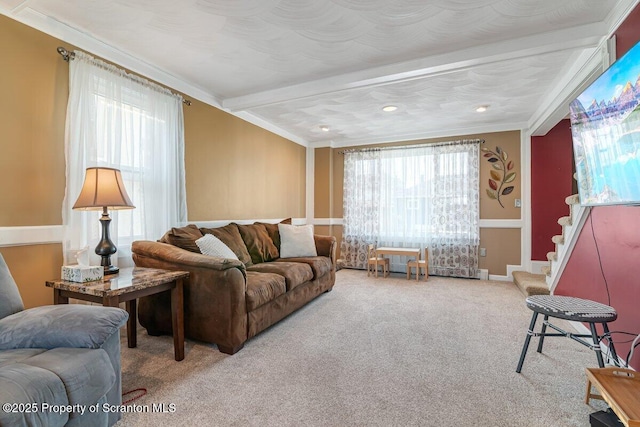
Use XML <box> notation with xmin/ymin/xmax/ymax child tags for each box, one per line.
<box><xmin>195</xmin><ymin>234</ymin><xmax>239</xmax><ymax>260</ymax></box>
<box><xmin>278</xmin><ymin>224</ymin><xmax>317</xmax><ymax>258</ymax></box>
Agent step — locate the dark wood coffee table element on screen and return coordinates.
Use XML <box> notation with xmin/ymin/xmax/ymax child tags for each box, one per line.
<box><xmin>46</xmin><ymin>267</ymin><xmax>189</xmax><ymax>361</ymax></box>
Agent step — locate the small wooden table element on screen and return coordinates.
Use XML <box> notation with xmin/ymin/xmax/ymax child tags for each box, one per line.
<box><xmin>375</xmin><ymin>247</ymin><xmax>421</xmax><ymax>278</ymax></box>
<box><xmin>585</xmin><ymin>367</ymin><xmax>640</xmax><ymax>427</ymax></box>
<box><xmin>46</xmin><ymin>267</ymin><xmax>189</xmax><ymax>361</ymax></box>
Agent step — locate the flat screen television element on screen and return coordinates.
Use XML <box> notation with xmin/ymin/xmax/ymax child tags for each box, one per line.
<box><xmin>570</xmin><ymin>39</ymin><xmax>640</xmax><ymax>206</ymax></box>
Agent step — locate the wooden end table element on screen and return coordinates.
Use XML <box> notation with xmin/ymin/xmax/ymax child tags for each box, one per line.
<box><xmin>585</xmin><ymin>367</ymin><xmax>640</xmax><ymax>427</ymax></box>
<box><xmin>46</xmin><ymin>267</ymin><xmax>189</xmax><ymax>361</ymax></box>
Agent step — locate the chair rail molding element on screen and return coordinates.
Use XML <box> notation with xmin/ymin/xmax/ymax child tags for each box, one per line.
<box><xmin>0</xmin><ymin>225</ymin><xmax>63</xmax><ymax>247</ymax></box>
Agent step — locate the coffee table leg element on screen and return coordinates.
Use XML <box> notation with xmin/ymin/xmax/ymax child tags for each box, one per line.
<box><xmin>171</xmin><ymin>278</ymin><xmax>185</xmax><ymax>361</ymax></box>
<box><xmin>125</xmin><ymin>300</ymin><xmax>137</xmax><ymax>348</ymax></box>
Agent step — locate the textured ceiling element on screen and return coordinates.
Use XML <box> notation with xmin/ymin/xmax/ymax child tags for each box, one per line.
<box><xmin>0</xmin><ymin>0</ymin><xmax>634</xmax><ymax>146</ymax></box>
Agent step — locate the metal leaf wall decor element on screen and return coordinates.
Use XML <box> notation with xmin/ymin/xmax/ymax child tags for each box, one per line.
<box><xmin>482</xmin><ymin>146</ymin><xmax>515</xmax><ymax>208</ymax></box>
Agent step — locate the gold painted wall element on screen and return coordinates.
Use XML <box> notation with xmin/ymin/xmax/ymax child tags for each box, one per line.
<box><xmin>0</xmin><ymin>245</ymin><xmax>63</xmax><ymax>309</ymax></box>
<box><xmin>0</xmin><ymin>16</ymin><xmax>305</xmax><ymax>306</ymax></box>
<box><xmin>314</xmin><ymin>147</ymin><xmax>333</xmax><ymax>218</ymax></box>
<box><xmin>478</xmin><ymin>228</ymin><xmax>521</xmax><ymax>275</ymax></box>
<box><xmin>185</xmin><ymin>99</ymin><xmax>306</xmax><ymax>221</ymax></box>
<box><xmin>0</xmin><ymin>15</ymin><xmax>67</xmax><ymax>226</ymax></box>
<box><xmin>317</xmin><ymin>131</ymin><xmax>522</xmax><ymax>275</ymax></box>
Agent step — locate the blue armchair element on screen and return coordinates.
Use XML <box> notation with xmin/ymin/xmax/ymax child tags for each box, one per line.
<box><xmin>0</xmin><ymin>254</ymin><xmax>128</xmax><ymax>427</ymax></box>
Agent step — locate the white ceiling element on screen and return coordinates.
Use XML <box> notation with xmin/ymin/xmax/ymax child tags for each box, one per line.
<box><xmin>1</xmin><ymin>0</ymin><xmax>637</xmax><ymax>147</ymax></box>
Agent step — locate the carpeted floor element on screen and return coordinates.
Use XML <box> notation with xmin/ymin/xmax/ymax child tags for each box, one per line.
<box><xmin>116</xmin><ymin>269</ymin><xmax>607</xmax><ymax>426</ymax></box>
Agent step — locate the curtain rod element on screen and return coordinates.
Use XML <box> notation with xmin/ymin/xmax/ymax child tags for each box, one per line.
<box><xmin>57</xmin><ymin>46</ymin><xmax>192</xmax><ymax>106</ymax></box>
<box><xmin>339</xmin><ymin>138</ymin><xmax>485</xmax><ymax>154</ymax></box>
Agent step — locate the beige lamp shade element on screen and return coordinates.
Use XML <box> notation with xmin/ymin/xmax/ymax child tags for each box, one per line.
<box><xmin>73</xmin><ymin>167</ymin><xmax>135</xmax><ymax>210</ymax></box>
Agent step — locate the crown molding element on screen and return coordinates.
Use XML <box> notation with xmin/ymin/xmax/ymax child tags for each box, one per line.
<box><xmin>231</xmin><ymin>112</ymin><xmax>309</xmax><ymax>147</ymax></box>
<box><xmin>311</xmin><ymin>121</ymin><xmax>528</xmax><ymax>149</ymax></box>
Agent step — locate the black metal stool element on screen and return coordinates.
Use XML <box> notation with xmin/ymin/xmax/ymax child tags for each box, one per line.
<box><xmin>516</xmin><ymin>295</ymin><xmax>619</xmax><ymax>373</ymax></box>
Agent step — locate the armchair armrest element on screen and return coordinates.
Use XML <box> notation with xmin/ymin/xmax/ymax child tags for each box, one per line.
<box><xmin>0</xmin><ymin>305</ymin><xmax>128</xmax><ymax>350</ymax></box>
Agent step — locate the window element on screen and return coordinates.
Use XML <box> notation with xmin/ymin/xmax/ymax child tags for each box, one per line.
<box><xmin>341</xmin><ymin>140</ymin><xmax>480</xmax><ymax>278</ymax></box>
<box><xmin>62</xmin><ymin>50</ymin><xmax>186</xmax><ymax>267</ymax></box>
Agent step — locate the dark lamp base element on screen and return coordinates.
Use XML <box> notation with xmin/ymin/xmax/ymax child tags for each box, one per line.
<box><xmin>103</xmin><ymin>265</ymin><xmax>119</xmax><ymax>275</ymax></box>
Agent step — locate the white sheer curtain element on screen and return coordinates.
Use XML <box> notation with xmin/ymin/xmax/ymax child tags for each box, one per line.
<box><xmin>62</xmin><ymin>50</ymin><xmax>187</xmax><ymax>267</ymax></box>
<box><xmin>340</xmin><ymin>149</ymin><xmax>381</xmax><ymax>268</ymax></box>
<box><xmin>341</xmin><ymin>140</ymin><xmax>480</xmax><ymax>278</ymax></box>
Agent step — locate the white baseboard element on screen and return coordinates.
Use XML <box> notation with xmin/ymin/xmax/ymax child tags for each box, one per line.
<box><xmin>488</xmin><ymin>274</ymin><xmax>511</xmax><ymax>282</ymax></box>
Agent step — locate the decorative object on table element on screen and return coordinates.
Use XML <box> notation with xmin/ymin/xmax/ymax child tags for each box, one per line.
<box><xmin>482</xmin><ymin>145</ymin><xmax>516</xmax><ymax>208</ymax></box>
<box><xmin>61</xmin><ymin>264</ymin><xmax>104</xmax><ymax>283</ymax></box>
<box><xmin>72</xmin><ymin>167</ymin><xmax>135</xmax><ymax>275</ymax></box>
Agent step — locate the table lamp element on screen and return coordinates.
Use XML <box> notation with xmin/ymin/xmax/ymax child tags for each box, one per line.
<box><xmin>72</xmin><ymin>167</ymin><xmax>135</xmax><ymax>275</ymax></box>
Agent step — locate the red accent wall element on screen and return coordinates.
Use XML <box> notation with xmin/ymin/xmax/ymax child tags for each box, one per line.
<box><xmin>553</xmin><ymin>5</ymin><xmax>640</xmax><ymax>370</ymax></box>
<box><xmin>531</xmin><ymin>120</ymin><xmax>574</xmax><ymax>261</ymax></box>
<box><xmin>555</xmin><ymin>208</ymin><xmax>640</xmax><ymax>369</ymax></box>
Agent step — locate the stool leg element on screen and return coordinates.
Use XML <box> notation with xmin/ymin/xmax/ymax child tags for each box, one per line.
<box><xmin>589</xmin><ymin>322</ymin><xmax>605</xmax><ymax>368</ymax></box>
<box><xmin>536</xmin><ymin>315</ymin><xmax>549</xmax><ymax>353</ymax></box>
<box><xmin>516</xmin><ymin>311</ymin><xmax>539</xmax><ymax>373</ymax></box>
<box><xmin>601</xmin><ymin>323</ymin><xmax>619</xmax><ymax>367</ymax></box>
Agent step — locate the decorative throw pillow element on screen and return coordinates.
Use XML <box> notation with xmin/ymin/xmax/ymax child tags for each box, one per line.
<box><xmin>195</xmin><ymin>234</ymin><xmax>239</xmax><ymax>260</ymax></box>
<box><xmin>158</xmin><ymin>224</ymin><xmax>204</xmax><ymax>253</ymax></box>
<box><xmin>257</xmin><ymin>218</ymin><xmax>292</xmax><ymax>252</ymax></box>
<box><xmin>278</xmin><ymin>224</ymin><xmax>317</xmax><ymax>258</ymax></box>
<box><xmin>237</xmin><ymin>223</ymin><xmax>280</xmax><ymax>264</ymax></box>
<box><xmin>199</xmin><ymin>223</ymin><xmax>252</xmax><ymax>266</ymax></box>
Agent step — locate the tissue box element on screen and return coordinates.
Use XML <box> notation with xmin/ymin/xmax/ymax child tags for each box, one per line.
<box><xmin>62</xmin><ymin>265</ymin><xmax>104</xmax><ymax>283</ymax></box>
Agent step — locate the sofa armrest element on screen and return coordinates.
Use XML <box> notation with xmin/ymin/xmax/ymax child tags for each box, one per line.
<box><xmin>132</xmin><ymin>240</ymin><xmax>245</xmax><ymax>272</ymax></box>
<box><xmin>314</xmin><ymin>235</ymin><xmax>337</xmax><ymax>266</ymax></box>
<box><xmin>0</xmin><ymin>305</ymin><xmax>128</xmax><ymax>350</ymax></box>
<box><xmin>132</xmin><ymin>239</ymin><xmax>249</xmax><ymax>350</ymax></box>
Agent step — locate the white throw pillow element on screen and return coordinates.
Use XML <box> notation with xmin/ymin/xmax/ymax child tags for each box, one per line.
<box><xmin>195</xmin><ymin>234</ymin><xmax>239</xmax><ymax>260</ymax></box>
<box><xmin>278</xmin><ymin>224</ymin><xmax>317</xmax><ymax>258</ymax></box>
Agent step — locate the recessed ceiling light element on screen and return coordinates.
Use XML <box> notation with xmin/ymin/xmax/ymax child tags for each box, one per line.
<box><xmin>476</xmin><ymin>105</ymin><xmax>489</xmax><ymax>113</ymax></box>
<box><xmin>382</xmin><ymin>105</ymin><xmax>398</xmax><ymax>112</ymax></box>
<box><xmin>319</xmin><ymin>125</ymin><xmax>330</xmax><ymax>132</ymax></box>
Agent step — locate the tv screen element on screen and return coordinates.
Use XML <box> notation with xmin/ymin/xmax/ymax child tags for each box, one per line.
<box><xmin>570</xmin><ymin>39</ymin><xmax>640</xmax><ymax>206</ymax></box>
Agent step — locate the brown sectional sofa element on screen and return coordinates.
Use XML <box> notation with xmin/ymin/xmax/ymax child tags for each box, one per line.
<box><xmin>131</xmin><ymin>221</ymin><xmax>336</xmax><ymax>354</ymax></box>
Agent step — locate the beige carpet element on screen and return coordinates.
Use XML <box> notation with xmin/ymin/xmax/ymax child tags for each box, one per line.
<box><xmin>116</xmin><ymin>270</ymin><xmax>607</xmax><ymax>427</ymax></box>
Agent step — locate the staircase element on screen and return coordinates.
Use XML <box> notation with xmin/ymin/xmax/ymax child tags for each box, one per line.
<box><xmin>513</xmin><ymin>193</ymin><xmax>591</xmax><ymax>296</ymax></box>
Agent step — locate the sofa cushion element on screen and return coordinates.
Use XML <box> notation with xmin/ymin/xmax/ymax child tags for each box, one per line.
<box><xmin>256</xmin><ymin>218</ymin><xmax>291</xmax><ymax>252</ymax></box>
<box><xmin>279</xmin><ymin>224</ymin><xmax>317</xmax><ymax>258</ymax></box>
<box><xmin>275</xmin><ymin>256</ymin><xmax>332</xmax><ymax>280</ymax></box>
<box><xmin>0</xmin><ymin>348</ymin><xmax>46</xmax><ymax>366</ymax></box>
<box><xmin>25</xmin><ymin>347</ymin><xmax>115</xmax><ymax>407</ymax></box>
<box><xmin>159</xmin><ymin>224</ymin><xmax>204</xmax><ymax>253</ymax></box>
<box><xmin>237</xmin><ymin>223</ymin><xmax>280</xmax><ymax>264</ymax></box>
<box><xmin>247</xmin><ymin>262</ymin><xmax>313</xmax><ymax>292</ymax></box>
<box><xmin>200</xmin><ymin>223</ymin><xmax>253</xmax><ymax>266</ymax></box>
<box><xmin>0</xmin><ymin>363</ymin><xmax>69</xmax><ymax>427</ymax></box>
<box><xmin>245</xmin><ymin>271</ymin><xmax>286</xmax><ymax>311</ymax></box>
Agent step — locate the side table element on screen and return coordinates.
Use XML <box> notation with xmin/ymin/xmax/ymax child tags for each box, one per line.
<box><xmin>585</xmin><ymin>367</ymin><xmax>640</xmax><ymax>427</ymax></box>
<box><xmin>46</xmin><ymin>267</ymin><xmax>189</xmax><ymax>361</ymax></box>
